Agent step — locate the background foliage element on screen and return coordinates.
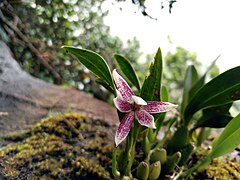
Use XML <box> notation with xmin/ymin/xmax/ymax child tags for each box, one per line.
<box><xmin>0</xmin><ymin>0</ymin><xmax>217</xmax><ymax>104</ymax></box>
<box><xmin>0</xmin><ymin>0</ymin><xmax>141</xmax><ymax>99</ymax></box>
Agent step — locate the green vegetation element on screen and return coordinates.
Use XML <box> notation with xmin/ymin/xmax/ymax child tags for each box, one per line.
<box><xmin>1</xmin><ymin>112</ymin><xmax>239</xmax><ymax>179</ymax></box>
<box><xmin>0</xmin><ymin>0</ymin><xmax>141</xmax><ymax>100</ymax></box>
<box><xmin>190</xmin><ymin>148</ymin><xmax>240</xmax><ymax>179</ymax></box>
<box><xmin>64</xmin><ymin>47</ymin><xmax>240</xmax><ymax>179</ymax></box>
<box><xmin>205</xmin><ymin>159</ymin><xmax>240</xmax><ymax>179</ymax></box>
<box><xmin>1</xmin><ymin>1</ymin><xmax>240</xmax><ymax>179</ymax></box>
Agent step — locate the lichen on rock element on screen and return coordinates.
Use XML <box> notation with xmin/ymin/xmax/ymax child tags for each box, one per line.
<box><xmin>0</xmin><ymin>113</ymin><xmax>116</xmax><ymax>179</ymax></box>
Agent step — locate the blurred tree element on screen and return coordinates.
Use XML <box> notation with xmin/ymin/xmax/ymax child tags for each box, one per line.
<box><xmin>162</xmin><ymin>46</ymin><xmax>219</xmax><ymax>104</ymax></box>
<box><xmin>0</xmin><ymin>0</ymin><xmax>141</xmax><ymax>100</ymax></box>
<box><xmin>162</xmin><ymin>47</ymin><xmax>201</xmax><ymax>103</ymax></box>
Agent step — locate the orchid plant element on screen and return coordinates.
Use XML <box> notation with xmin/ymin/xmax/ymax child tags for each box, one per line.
<box><xmin>63</xmin><ymin>46</ymin><xmax>240</xmax><ymax>179</ymax></box>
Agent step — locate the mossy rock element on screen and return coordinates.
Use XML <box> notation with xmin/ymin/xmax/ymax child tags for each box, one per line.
<box><xmin>0</xmin><ymin>113</ymin><xmax>116</xmax><ymax>179</ymax></box>
<box><xmin>1</xmin><ymin>113</ymin><xmax>239</xmax><ymax>179</ymax></box>
<box><xmin>204</xmin><ymin>158</ymin><xmax>240</xmax><ymax>179</ymax></box>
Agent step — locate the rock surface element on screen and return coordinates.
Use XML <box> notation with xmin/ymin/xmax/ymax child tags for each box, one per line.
<box><xmin>0</xmin><ymin>41</ymin><xmax>118</xmax><ymax>137</ymax></box>
<box><xmin>0</xmin><ymin>113</ymin><xmax>115</xmax><ymax>179</ymax></box>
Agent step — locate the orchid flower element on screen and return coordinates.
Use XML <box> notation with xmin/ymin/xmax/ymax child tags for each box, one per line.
<box><xmin>112</xmin><ymin>69</ymin><xmax>178</xmax><ymax>146</ymax></box>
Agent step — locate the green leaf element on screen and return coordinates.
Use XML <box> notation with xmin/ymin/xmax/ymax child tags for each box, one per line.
<box><xmin>114</xmin><ymin>54</ymin><xmax>140</xmax><ymax>91</ymax></box>
<box><xmin>140</xmin><ymin>48</ymin><xmax>162</xmax><ymax>101</ymax></box>
<box><xmin>181</xmin><ymin>113</ymin><xmax>240</xmax><ymax>178</ymax></box>
<box><xmin>178</xmin><ymin>143</ymin><xmax>194</xmax><ymax>166</ymax></box>
<box><xmin>140</xmin><ymin>48</ymin><xmax>163</xmax><ymax>131</ymax></box>
<box><xmin>155</xmin><ymin>86</ymin><xmax>169</xmax><ymax>132</ymax></box>
<box><xmin>62</xmin><ymin>46</ymin><xmax>115</xmax><ymax>94</ymax></box>
<box><xmin>189</xmin><ymin>56</ymin><xmax>219</xmax><ymax>98</ymax></box>
<box><xmin>95</xmin><ymin>78</ymin><xmax>115</xmax><ymax>94</ymax></box>
<box><xmin>161</xmin><ymin>86</ymin><xmax>169</xmax><ymax>102</ymax></box>
<box><xmin>196</xmin><ymin>128</ymin><xmax>211</xmax><ymax>147</ymax></box>
<box><xmin>193</xmin><ymin>103</ymin><xmax>233</xmax><ymax>129</ymax></box>
<box><xmin>180</xmin><ymin>65</ymin><xmax>198</xmax><ymax>115</ymax></box>
<box><xmin>210</xmin><ymin>113</ymin><xmax>240</xmax><ymax>158</ymax></box>
<box><xmin>166</xmin><ymin>126</ymin><xmax>189</xmax><ymax>155</ymax></box>
<box><xmin>184</xmin><ymin>66</ymin><xmax>240</xmax><ymax>125</ymax></box>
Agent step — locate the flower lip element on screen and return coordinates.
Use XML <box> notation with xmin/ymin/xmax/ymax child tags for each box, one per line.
<box><xmin>132</xmin><ymin>95</ymin><xmax>147</xmax><ymax>106</ymax></box>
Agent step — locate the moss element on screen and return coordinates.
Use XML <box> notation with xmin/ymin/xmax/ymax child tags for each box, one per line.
<box><xmin>0</xmin><ymin>113</ymin><xmax>115</xmax><ymax>179</ymax></box>
<box><xmin>205</xmin><ymin>158</ymin><xmax>240</xmax><ymax>180</ymax></box>
<box><xmin>72</xmin><ymin>156</ymin><xmax>110</xmax><ymax>179</ymax></box>
<box><xmin>189</xmin><ymin>147</ymin><xmax>240</xmax><ymax>180</ymax></box>
<box><xmin>1</xmin><ymin>130</ymin><xmax>31</xmax><ymax>142</ymax></box>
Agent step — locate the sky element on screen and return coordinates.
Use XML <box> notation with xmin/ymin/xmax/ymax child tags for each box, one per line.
<box><xmin>102</xmin><ymin>0</ymin><xmax>240</xmax><ymax>72</ymax></box>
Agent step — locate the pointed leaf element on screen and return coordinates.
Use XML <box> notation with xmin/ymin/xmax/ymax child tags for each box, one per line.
<box><xmin>140</xmin><ymin>48</ymin><xmax>162</xmax><ymax>101</ymax></box>
<box><xmin>189</xmin><ymin>56</ymin><xmax>219</xmax><ymax>98</ymax></box>
<box><xmin>114</xmin><ymin>54</ymin><xmax>140</xmax><ymax>91</ymax></box>
<box><xmin>180</xmin><ymin>65</ymin><xmax>198</xmax><ymax>115</ymax></box>
<box><xmin>195</xmin><ymin>114</ymin><xmax>232</xmax><ymax>129</ymax></box>
<box><xmin>62</xmin><ymin>46</ymin><xmax>115</xmax><ymax>93</ymax></box>
<box><xmin>140</xmin><ymin>48</ymin><xmax>163</xmax><ymax>128</ymax></box>
<box><xmin>184</xmin><ymin>66</ymin><xmax>240</xmax><ymax>125</ymax></box>
<box><xmin>193</xmin><ymin>103</ymin><xmax>233</xmax><ymax>129</ymax></box>
<box><xmin>182</xmin><ymin>113</ymin><xmax>240</xmax><ymax>177</ymax></box>
<box><xmin>210</xmin><ymin>113</ymin><xmax>240</xmax><ymax>157</ymax></box>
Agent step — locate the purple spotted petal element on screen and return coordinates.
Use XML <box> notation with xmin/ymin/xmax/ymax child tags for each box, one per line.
<box><xmin>112</xmin><ymin>69</ymin><xmax>134</xmax><ymax>103</ymax></box>
<box><xmin>115</xmin><ymin>112</ymin><xmax>135</xmax><ymax>146</ymax></box>
<box><xmin>113</xmin><ymin>96</ymin><xmax>132</xmax><ymax>112</ymax></box>
<box><xmin>135</xmin><ymin>110</ymin><xmax>156</xmax><ymax>129</ymax></box>
<box><xmin>144</xmin><ymin>102</ymin><xmax>178</xmax><ymax>113</ymax></box>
